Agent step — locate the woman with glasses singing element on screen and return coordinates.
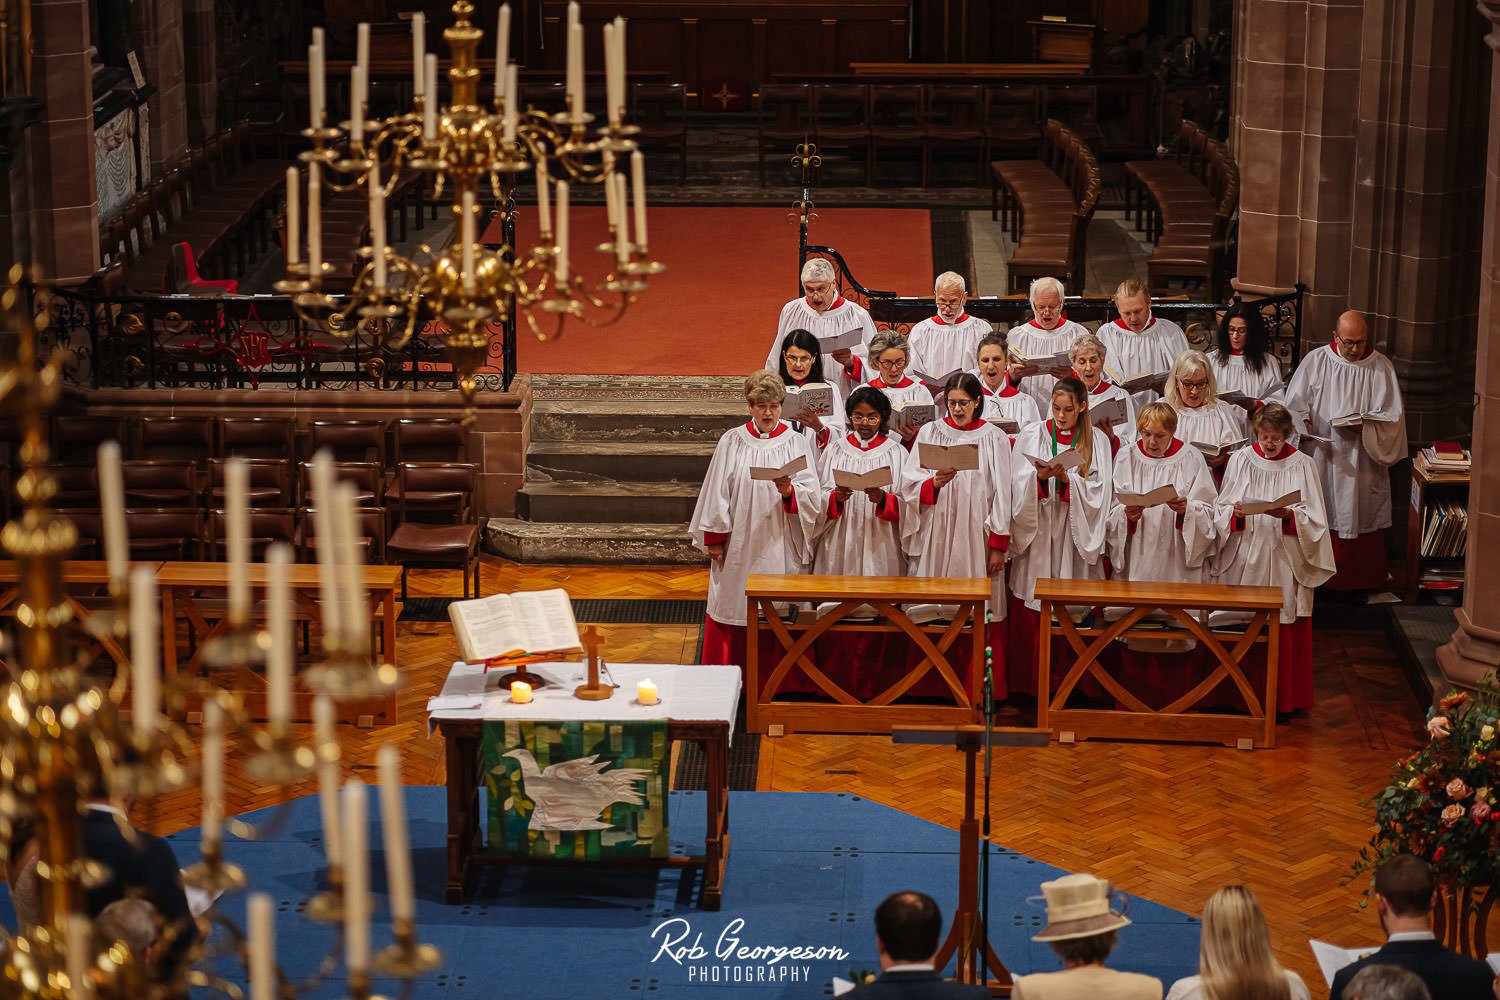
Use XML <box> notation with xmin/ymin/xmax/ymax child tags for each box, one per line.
<box><xmin>1207</xmin><ymin>300</ymin><xmax>1286</xmax><ymax>412</ymax></box>
<box><xmin>865</xmin><ymin>330</ymin><xmax>932</xmax><ymax>447</ymax></box>
<box><xmin>775</xmin><ymin>328</ymin><xmax>844</xmax><ymax>451</ymax></box>
<box><xmin>900</xmin><ymin>373</ymin><xmax>1013</xmax><ymax>680</ymax></box>
<box><xmin>814</xmin><ymin>387</ymin><xmax>913</xmax><ymax>578</ymax></box>
<box><xmin>1164</xmin><ymin>350</ymin><xmax>1246</xmax><ymax>480</ymax></box>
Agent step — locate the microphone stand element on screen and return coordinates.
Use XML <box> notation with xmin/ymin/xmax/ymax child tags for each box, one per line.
<box><xmin>979</xmin><ymin>626</ymin><xmax>995</xmax><ymax>985</ymax></box>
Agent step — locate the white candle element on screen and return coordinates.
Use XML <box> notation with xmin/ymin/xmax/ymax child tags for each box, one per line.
<box><xmin>566</xmin><ymin>2</ymin><xmax>584</xmax><ymax>117</ymax></box>
<box><xmin>536</xmin><ymin>160</ymin><xmax>552</xmax><ymax>234</ymax></box>
<box><xmin>332</xmin><ymin>481</ymin><xmax>365</xmax><ymax>654</ymax></box>
<box><xmin>613</xmin><ymin>173</ymin><xmax>630</xmax><ymax>264</ymax></box>
<box><xmin>637</xmin><ymin>678</ymin><xmax>658</xmax><ymax>705</ymax></box>
<box><xmin>502</xmin><ymin>64</ymin><xmax>518</xmax><ymax>143</ymax></box>
<box><xmin>350</xmin><ymin>64</ymin><xmax>366</xmax><ymax>144</ymax></box>
<box><xmin>266</xmin><ymin>542</ymin><xmax>292</xmax><ymax>728</ymax></box>
<box><xmin>98</xmin><ymin>440</ymin><xmax>128</xmax><ymax>585</ymax></box>
<box><xmin>616</xmin><ymin>17</ymin><xmax>627</xmax><ymax>97</ymax></box>
<box><xmin>461</xmin><ymin>190</ymin><xmax>476</xmax><ymax>294</ymax></box>
<box><xmin>412</xmin><ymin>13</ymin><xmax>426</xmax><ymax>96</ymax></box>
<box><xmin>314</xmin><ymin>694</ymin><xmax>341</xmax><ymax>867</ymax></box>
<box><xmin>494</xmin><ymin>4</ymin><xmax>511</xmax><ymax>99</ymax></box>
<box><xmin>603</xmin><ymin>23</ymin><xmax>619</xmax><ymax>125</ymax></box>
<box><xmin>307</xmin><ymin>163</ymin><xmax>322</xmax><ymax>278</ymax></box>
<box><xmin>226</xmin><ymin>456</ymin><xmax>249</xmax><ymax>622</ymax></box>
<box><xmin>555</xmin><ymin>180</ymin><xmax>569</xmax><ymax>284</ymax></box>
<box><xmin>377</xmin><ymin>745</ymin><xmax>415</xmax><ymax>923</ymax></box>
<box><xmin>356</xmin><ymin>22</ymin><xmax>370</xmax><ymax>77</ymax></box>
<box><xmin>370</xmin><ymin>162</ymin><xmax>387</xmax><ymax>290</ymax></box>
<box><xmin>424</xmin><ymin>54</ymin><xmax>439</xmax><ymax>140</ymax></box>
<box><xmin>631</xmin><ymin>150</ymin><xmax>648</xmax><ymax>249</ymax></box>
<box><xmin>284</xmin><ymin>166</ymin><xmax>300</xmax><ymax>265</ymax></box>
<box><xmin>602</xmin><ymin>150</ymin><xmax>619</xmax><ymax>231</ymax></box>
<box><xmin>202</xmin><ymin>698</ymin><xmax>224</xmax><ymax>852</ymax></box>
<box><xmin>248</xmin><ymin>893</ymin><xmax>275</xmax><ymax>1000</ymax></box>
<box><xmin>309</xmin><ymin>453</ymin><xmax>342</xmax><ymax>640</ymax></box>
<box><xmin>130</xmin><ymin>565</ymin><xmax>158</xmax><ymax>738</ymax></box>
<box><xmin>309</xmin><ymin>35</ymin><xmax>325</xmax><ymax>129</ymax></box>
<box><xmin>510</xmin><ymin>680</ymin><xmax>532</xmax><ymax>704</ymax></box>
<box><xmin>343</xmin><ymin>779</ymin><xmax>370</xmax><ymax>971</ymax></box>
<box><xmin>66</xmin><ymin>914</ymin><xmax>94</xmax><ymax>998</ymax></box>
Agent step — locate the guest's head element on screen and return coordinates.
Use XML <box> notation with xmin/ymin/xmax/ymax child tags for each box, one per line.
<box><xmin>874</xmin><ymin>891</ymin><xmax>943</xmax><ymax>969</ymax></box>
<box><xmin>1197</xmin><ymin>885</ymin><xmax>1291</xmax><ymax>1000</ymax></box>
<box><xmin>1250</xmin><ymin>403</ymin><xmax>1295</xmax><ymax>459</ymax></box>
<box><xmin>1113</xmin><ymin>278</ymin><xmax>1152</xmax><ymax>332</ymax></box>
<box><xmin>845</xmin><ymin>386</ymin><xmax>891</xmax><ymax>441</ymax></box>
<box><xmin>976</xmin><ymin>333</ymin><xmax>1007</xmax><ymax>389</ymax></box>
<box><xmin>1345</xmin><ymin>964</ymin><xmax>1432</xmax><ymax>1000</ymax></box>
<box><xmin>1068</xmin><ymin>332</ymin><xmax>1108</xmax><ymax>391</ymax></box>
<box><xmin>1216</xmin><ymin>300</ymin><xmax>1272</xmax><ymax>372</ymax></box>
<box><xmin>1372</xmin><ymin>855</ymin><xmax>1435</xmax><ymax>933</ymax></box>
<box><xmin>743</xmin><ymin>370</ymin><xmax>786</xmax><ymax>434</ymax></box>
<box><xmin>800</xmin><ymin>258</ymin><xmax>839</xmax><ymax>312</ymax></box>
<box><xmin>1033</xmin><ymin>873</ymin><xmax>1130</xmax><ymax>968</ymax></box>
<box><xmin>943</xmin><ymin>373</ymin><xmax>984</xmax><ymax>425</ymax></box>
<box><xmin>778</xmin><ymin>329</ymin><xmax>825</xmax><ymax>386</ymax></box>
<box><xmin>1335</xmin><ymin>309</ymin><xmax>1370</xmax><ymax>362</ymax></box>
<box><xmin>1136</xmin><ymin>401</ymin><xmax>1177</xmax><ymax>459</ymax></box>
<box><xmin>1165</xmin><ymin>350</ymin><xmax>1217</xmax><ymax>410</ymax></box>
<box><xmin>935</xmin><ymin>272</ymin><xmax>968</xmax><ymax>323</ymax></box>
<box><xmin>94</xmin><ymin>897</ymin><xmax>161</xmax><ymax>969</ymax></box>
<box><xmin>869</xmin><ymin>330</ymin><xmax>911</xmax><ymax>387</ymax></box>
<box><xmin>1030</xmin><ymin>276</ymin><xmax>1066</xmax><ymax>329</ymax></box>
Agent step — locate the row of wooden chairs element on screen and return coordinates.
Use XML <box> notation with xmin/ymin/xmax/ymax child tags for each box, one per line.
<box><xmin>989</xmin><ymin>120</ymin><xmax>1102</xmax><ymax>292</ymax></box>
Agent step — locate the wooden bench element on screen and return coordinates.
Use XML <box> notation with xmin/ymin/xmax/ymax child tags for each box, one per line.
<box><xmin>745</xmin><ymin>573</ymin><xmax>990</xmax><ymax>735</ymax></box>
<box><xmin>0</xmin><ymin>560</ymin><xmax>154</xmax><ymax>676</ymax></box>
<box><xmin>990</xmin><ymin>118</ymin><xmax>1100</xmax><ymax>291</ymax></box>
<box><xmin>1034</xmin><ymin>577</ymin><xmax>1283</xmax><ymax>749</ymax></box>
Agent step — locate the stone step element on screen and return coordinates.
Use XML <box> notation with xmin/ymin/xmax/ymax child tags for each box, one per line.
<box><xmin>530</xmin><ymin>398</ymin><xmax>745</xmax><ymax>443</ymax></box>
<box><xmin>526</xmin><ymin>439</ymin><xmax>716</xmax><ymax>483</ymax></box>
<box><xmin>485</xmin><ymin>518</ymin><xmax>704</xmax><ymax>564</ymax></box>
<box><xmin>516</xmin><ymin>479</ymin><xmax>701</xmax><ymax>524</ymax></box>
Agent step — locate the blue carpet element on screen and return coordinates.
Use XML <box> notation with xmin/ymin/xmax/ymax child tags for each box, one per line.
<box><xmin>1</xmin><ymin>791</ymin><xmax>1200</xmax><ymax>998</ymax></box>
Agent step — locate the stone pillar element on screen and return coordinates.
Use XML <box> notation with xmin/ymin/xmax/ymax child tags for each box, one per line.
<box><xmin>181</xmin><ymin>0</ymin><xmax>217</xmax><ymax>145</ymax></box>
<box><xmin>27</xmin><ymin>0</ymin><xmax>96</xmax><ymax>282</ymax></box>
<box><xmin>1436</xmin><ymin>2</ymin><xmax>1500</xmax><ymax>690</ymax></box>
<box><xmin>132</xmin><ymin>0</ymin><xmax>189</xmax><ymax>172</ymax></box>
<box><xmin>1346</xmin><ymin>1</ymin><xmax>1490</xmax><ymax>443</ymax></box>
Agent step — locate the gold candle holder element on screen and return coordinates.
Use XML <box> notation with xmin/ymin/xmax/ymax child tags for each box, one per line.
<box><xmin>372</xmin><ymin>918</ymin><xmax>443</xmax><ymax>978</ymax></box>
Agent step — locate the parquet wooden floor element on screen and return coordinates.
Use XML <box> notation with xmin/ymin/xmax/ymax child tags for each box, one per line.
<box><xmin>115</xmin><ymin>557</ymin><xmax>1435</xmax><ymax>990</ymax></box>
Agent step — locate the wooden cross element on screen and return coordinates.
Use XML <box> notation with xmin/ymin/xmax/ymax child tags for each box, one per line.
<box><xmin>573</xmin><ymin>626</ymin><xmax>615</xmax><ymax>701</ymax></box>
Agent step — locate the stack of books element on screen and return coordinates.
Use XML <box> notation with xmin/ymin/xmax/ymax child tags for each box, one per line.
<box><xmin>1419</xmin><ymin>501</ymin><xmax>1469</xmax><ymax>561</ymax></box>
<box><xmin>1416</xmin><ymin>441</ymin><xmax>1471</xmax><ymax>481</ymax></box>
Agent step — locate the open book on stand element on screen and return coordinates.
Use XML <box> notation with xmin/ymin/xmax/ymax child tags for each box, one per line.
<box><xmin>450</xmin><ymin>588</ymin><xmax>583</xmax><ymax>666</ymax></box>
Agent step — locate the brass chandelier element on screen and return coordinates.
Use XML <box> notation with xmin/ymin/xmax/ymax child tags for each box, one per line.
<box><xmin>276</xmin><ymin>0</ymin><xmax>664</xmax><ymax>403</ymax></box>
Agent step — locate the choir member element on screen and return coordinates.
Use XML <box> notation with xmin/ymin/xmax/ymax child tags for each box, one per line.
<box><xmin>1067</xmin><ymin>331</ymin><xmax>1137</xmax><ymax>447</ymax></box>
<box><xmin>768</xmin><ymin>257</ymin><xmax>877</xmax><ymax>399</ymax></box>
<box><xmin>1005</xmin><ymin>276</ymin><xmax>1090</xmax><ymax>412</ymax></box>
<box><xmin>907</xmin><ymin>272</ymin><xmax>993</xmax><ymax>380</ymax></box>
<box><xmin>1106</xmin><ymin>402</ymin><xmax>1218</xmax><ymax>586</ymax></box>
<box><xmin>1095</xmin><ymin>278</ymin><xmax>1191</xmax><ymax>406</ymax></box>
<box><xmin>901</xmin><ymin>373</ymin><xmax>1013</xmax><ymax>671</ymax></box>
<box><xmin>865</xmin><ymin>330</ymin><xmax>930</xmax><ymax>446</ymax></box>
<box><xmin>1212</xmin><ymin>403</ymin><xmax>1335</xmax><ymax>711</ymax></box>
<box><xmin>690</xmin><ymin>370</ymin><xmax>823</xmax><ymax>668</ymax></box>
<box><xmin>1207</xmin><ymin>299</ymin><xmax>1285</xmax><ymax>413</ymax></box>
<box><xmin>1164</xmin><ymin>350</ymin><xmax>1246</xmax><ymax>478</ymax></box>
<box><xmin>775</xmin><ymin>328</ymin><xmax>844</xmax><ymax>450</ymax></box>
<box><xmin>814</xmin><ymin>387</ymin><xmax>912</xmax><ymax>577</ymax></box>
<box><xmin>974</xmin><ymin>333</ymin><xmax>1042</xmax><ymax>433</ymax></box>
<box><xmin>1284</xmin><ymin>309</ymin><xmax>1407</xmax><ymax>594</ymax></box>
<box><xmin>1007</xmin><ymin>376</ymin><xmax>1113</xmax><ymax>696</ymax></box>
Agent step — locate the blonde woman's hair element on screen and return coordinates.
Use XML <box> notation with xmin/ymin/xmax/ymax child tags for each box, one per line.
<box><xmin>744</xmin><ymin>369</ymin><xmax>787</xmax><ymax>405</ymax></box>
<box><xmin>869</xmin><ymin>329</ymin><xmax>910</xmax><ymax>361</ymax></box>
<box><xmin>1114</xmin><ymin>277</ymin><xmax>1148</xmax><ymax>303</ymax></box>
<box><xmin>1051</xmin><ymin>376</ymin><xmax>1095</xmax><ymax>477</ymax></box>
<box><xmin>1136</xmin><ymin>400</ymin><xmax>1177</xmax><ymax>435</ymax></box>
<box><xmin>1165</xmin><ymin>349</ymin><xmax>1219</xmax><ymax>408</ymax></box>
<box><xmin>1068</xmin><ymin>331</ymin><xmax>1107</xmax><ymax>365</ymax></box>
<box><xmin>1198</xmin><ymin>886</ymin><xmax>1291</xmax><ymax>1000</ymax></box>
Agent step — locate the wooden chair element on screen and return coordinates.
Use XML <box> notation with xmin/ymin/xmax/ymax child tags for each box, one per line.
<box><xmin>632</xmin><ymin>82</ymin><xmax>688</xmax><ymax>182</ymax></box>
<box><xmin>137</xmin><ymin>415</ymin><xmax>215</xmax><ymax>464</ymax></box>
<box><xmin>51</xmin><ymin>415</ymin><xmax>127</xmax><ymax>465</ymax></box>
<box><xmin>121</xmin><ymin>460</ymin><xmax>201</xmax><ymax>507</ymax></box>
<box><xmin>207</xmin><ymin>507</ymin><xmax>299</xmax><ymax>561</ymax></box>
<box><xmin>924</xmin><ymin>84</ymin><xmax>987</xmax><ymax>185</ymax></box>
<box><xmin>756</xmin><ymin>84</ymin><xmax>811</xmax><ymax>185</ymax></box>
<box><xmin>300</xmin><ymin>459</ymin><xmax>384</xmax><ymax>507</ymax></box>
<box><xmin>123</xmin><ymin>508</ymin><xmax>203</xmax><ymax>561</ymax></box>
<box><xmin>812</xmin><ymin>84</ymin><xmax>872</xmax><ymax>185</ymax></box>
<box><xmin>869</xmin><ymin>85</ymin><xmax>926</xmax><ymax>185</ymax></box>
<box><xmin>300</xmin><ymin>505</ymin><xmax>388</xmax><ymax>565</ymax></box>
<box><xmin>208</xmin><ymin>458</ymin><xmax>293</xmax><ymax>507</ymax></box>
<box><xmin>309</xmin><ymin>420</ymin><xmax>387</xmax><ymax>468</ymax></box>
<box><xmin>384</xmin><ymin>462</ymin><xmax>480</xmax><ymax>599</ymax></box>
<box><xmin>218</xmin><ymin>416</ymin><xmax>297</xmax><ymax>460</ymax></box>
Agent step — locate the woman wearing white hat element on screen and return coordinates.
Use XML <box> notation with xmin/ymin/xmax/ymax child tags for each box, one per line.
<box><xmin>1013</xmin><ymin>873</ymin><xmax>1163</xmax><ymax>1000</ymax></box>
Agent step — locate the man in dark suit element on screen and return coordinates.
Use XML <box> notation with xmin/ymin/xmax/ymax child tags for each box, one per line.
<box><xmin>846</xmin><ymin>891</ymin><xmax>990</xmax><ymax>999</ymax></box>
<box><xmin>1330</xmin><ymin>854</ymin><xmax>1495</xmax><ymax>1000</ymax></box>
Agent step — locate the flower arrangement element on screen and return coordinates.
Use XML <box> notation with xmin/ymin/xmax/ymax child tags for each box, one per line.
<box><xmin>1354</xmin><ymin>678</ymin><xmax>1500</xmax><ymax>888</ymax></box>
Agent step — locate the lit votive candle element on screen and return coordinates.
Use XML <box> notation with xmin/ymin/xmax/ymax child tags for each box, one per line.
<box><xmin>510</xmin><ymin>680</ymin><xmax>533</xmax><ymax>704</ymax></box>
<box><xmin>637</xmin><ymin>679</ymin><xmax>659</xmax><ymax>706</ymax></box>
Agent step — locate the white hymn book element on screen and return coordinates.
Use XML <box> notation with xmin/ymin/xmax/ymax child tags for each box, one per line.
<box><xmin>781</xmin><ymin>383</ymin><xmax>834</xmax><ymax>420</ymax></box>
<box><xmin>449</xmin><ymin>588</ymin><xmax>583</xmax><ymax>664</ymax></box>
<box><xmin>1024</xmin><ymin>447</ymin><xmax>1085</xmax><ymax>472</ymax></box>
<box><xmin>749</xmin><ymin>454</ymin><xmax>809</xmax><ymax>481</ymax></box>
<box><xmin>917</xmin><ymin>442</ymin><xmax>981</xmax><ymax>471</ymax></box>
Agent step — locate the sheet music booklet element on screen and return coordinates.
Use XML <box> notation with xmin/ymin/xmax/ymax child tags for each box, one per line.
<box><xmin>749</xmin><ymin>454</ymin><xmax>809</xmax><ymax>481</ymax></box>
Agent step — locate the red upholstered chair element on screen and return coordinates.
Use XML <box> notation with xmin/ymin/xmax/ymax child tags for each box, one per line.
<box><xmin>384</xmin><ymin>462</ymin><xmax>480</xmax><ymax>599</ymax></box>
<box><xmin>171</xmin><ymin>242</ymin><xmax>239</xmax><ymax>296</ymax></box>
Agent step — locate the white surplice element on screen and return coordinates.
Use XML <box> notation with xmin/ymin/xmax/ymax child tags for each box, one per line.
<box><xmin>1005</xmin><ymin>318</ymin><xmax>1090</xmax><ymax>413</ymax></box>
<box><xmin>689</xmin><ymin>422</ymin><xmax>823</xmax><ymax>626</ymax></box>
<box><xmin>1208</xmin><ymin>349</ymin><xmax>1285</xmax><ymax>406</ymax></box>
<box><xmin>1173</xmin><ymin>401</ymin><xmax>1246</xmax><ymax>454</ymax></box>
<box><xmin>1095</xmin><ymin>315</ymin><xmax>1191</xmax><ymax>407</ymax></box>
<box><xmin>1284</xmin><ymin>344</ymin><xmax>1408</xmax><ymax>538</ymax></box>
<box><xmin>982</xmin><ymin>381</ymin><xmax>1043</xmax><ymax>433</ymax></box>
<box><xmin>769</xmin><ymin>295</ymin><xmax>878</xmax><ymax>399</ymax></box>
<box><xmin>1008</xmin><ymin>422</ymin><xmax>1114</xmax><ymax>610</ymax></box>
<box><xmin>1106</xmin><ymin>440</ymin><xmax>1219</xmax><ymax>584</ymax></box>
<box><xmin>813</xmin><ymin>433</ymin><xmax>914</xmax><ymax>577</ymax></box>
<box><xmin>901</xmin><ymin>417</ymin><xmax>1014</xmax><ymax>619</ymax></box>
<box><xmin>908</xmin><ymin>313</ymin><xmax>993</xmax><ymax>380</ymax></box>
<box><xmin>1211</xmin><ymin>445</ymin><xmax>1336</xmax><ymax>622</ymax></box>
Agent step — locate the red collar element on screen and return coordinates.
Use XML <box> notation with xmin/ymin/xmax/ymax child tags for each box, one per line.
<box><xmin>1329</xmin><ymin>340</ymin><xmax>1369</xmax><ymax>361</ymax></box>
<box><xmin>869</xmin><ymin>375</ymin><xmax>914</xmax><ymax>389</ymax></box>
<box><xmin>1229</xmin><ymin>349</ymin><xmax>1243</xmax><ymax>356</ymax></box>
<box><xmin>1253</xmin><ymin>442</ymin><xmax>1297</xmax><ymax>461</ymax></box>
<box><xmin>1120</xmin><ymin>315</ymin><xmax>1157</xmax><ymax>333</ymax></box>
<box><xmin>808</xmin><ymin>294</ymin><xmax>847</xmax><ymax>312</ymax></box>
<box><xmin>1027</xmin><ymin>317</ymin><xmax>1063</xmax><ymax>330</ymax></box>
<box><xmin>788</xmin><ymin>376</ymin><xmax>809</xmax><ymax>386</ymax></box>
<box><xmin>1179</xmin><ymin>400</ymin><xmax>1207</xmax><ymax>410</ymax></box>
<box><xmin>744</xmin><ymin>420</ymin><xmax>789</xmax><ymax>439</ymax></box>
<box><xmin>1046</xmin><ymin>420</ymin><xmax>1076</xmax><ymax>443</ymax></box>
<box><xmin>982</xmin><ymin>374</ymin><xmax>1019</xmax><ymax>396</ymax></box>
<box><xmin>847</xmin><ymin>432</ymin><xmax>888</xmax><ymax>450</ymax></box>
<box><xmin>1137</xmin><ymin>438</ymin><xmax>1184</xmax><ymax>458</ymax></box>
<box><xmin>932</xmin><ymin>313</ymin><xmax>970</xmax><ymax>326</ymax></box>
<box><xmin>1086</xmin><ymin>377</ymin><xmax>1111</xmax><ymax>394</ymax></box>
<box><xmin>942</xmin><ymin>416</ymin><xmax>985</xmax><ymax>431</ymax></box>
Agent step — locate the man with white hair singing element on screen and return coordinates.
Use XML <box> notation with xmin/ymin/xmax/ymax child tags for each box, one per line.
<box><xmin>1095</xmin><ymin>277</ymin><xmax>1191</xmax><ymax>407</ymax></box>
<box><xmin>906</xmin><ymin>271</ymin><xmax>992</xmax><ymax>383</ymax></box>
<box><xmin>1005</xmin><ymin>276</ymin><xmax>1090</xmax><ymax>413</ymax></box>
<box><xmin>766</xmin><ymin>257</ymin><xmax>878</xmax><ymax>399</ymax></box>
